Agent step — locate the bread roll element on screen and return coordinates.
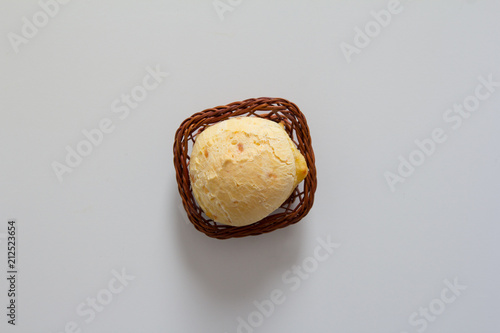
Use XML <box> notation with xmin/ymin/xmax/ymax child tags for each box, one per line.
<box><xmin>189</xmin><ymin>117</ymin><xmax>308</xmax><ymax>227</ymax></box>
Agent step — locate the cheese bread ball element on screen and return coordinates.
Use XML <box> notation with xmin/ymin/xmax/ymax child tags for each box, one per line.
<box><xmin>189</xmin><ymin>117</ymin><xmax>308</xmax><ymax>227</ymax></box>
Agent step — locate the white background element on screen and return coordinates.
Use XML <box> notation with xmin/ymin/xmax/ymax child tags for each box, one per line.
<box><xmin>1</xmin><ymin>0</ymin><xmax>499</xmax><ymax>332</ymax></box>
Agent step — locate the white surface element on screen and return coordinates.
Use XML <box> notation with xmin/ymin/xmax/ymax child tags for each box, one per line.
<box><xmin>1</xmin><ymin>1</ymin><xmax>499</xmax><ymax>332</ymax></box>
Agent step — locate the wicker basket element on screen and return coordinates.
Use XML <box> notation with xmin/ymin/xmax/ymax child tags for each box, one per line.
<box><xmin>173</xmin><ymin>97</ymin><xmax>317</xmax><ymax>239</ymax></box>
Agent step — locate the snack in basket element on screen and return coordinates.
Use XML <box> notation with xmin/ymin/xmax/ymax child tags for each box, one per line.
<box><xmin>173</xmin><ymin>97</ymin><xmax>316</xmax><ymax>239</ymax></box>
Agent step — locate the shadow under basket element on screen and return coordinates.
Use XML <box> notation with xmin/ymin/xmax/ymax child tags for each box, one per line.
<box><xmin>173</xmin><ymin>97</ymin><xmax>317</xmax><ymax>239</ymax></box>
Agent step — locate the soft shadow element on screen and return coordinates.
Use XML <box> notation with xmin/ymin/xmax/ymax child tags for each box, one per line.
<box><xmin>171</xmin><ymin>188</ymin><xmax>304</xmax><ymax>303</ymax></box>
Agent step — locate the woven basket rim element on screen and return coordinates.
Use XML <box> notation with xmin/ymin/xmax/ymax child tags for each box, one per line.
<box><xmin>173</xmin><ymin>97</ymin><xmax>317</xmax><ymax>239</ymax></box>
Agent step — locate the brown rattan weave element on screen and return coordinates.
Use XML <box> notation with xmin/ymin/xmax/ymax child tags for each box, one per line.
<box><xmin>173</xmin><ymin>97</ymin><xmax>317</xmax><ymax>239</ymax></box>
